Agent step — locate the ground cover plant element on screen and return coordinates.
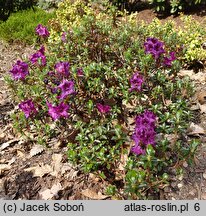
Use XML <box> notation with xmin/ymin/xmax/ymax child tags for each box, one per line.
<box><xmin>5</xmin><ymin>0</ymin><xmax>205</xmax><ymax>199</ymax></box>
<box><xmin>0</xmin><ymin>7</ymin><xmax>55</xmax><ymax>44</ymax></box>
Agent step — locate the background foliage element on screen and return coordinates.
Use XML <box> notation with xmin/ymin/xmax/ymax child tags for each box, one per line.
<box><xmin>0</xmin><ymin>7</ymin><xmax>55</xmax><ymax>44</ymax></box>
<box><xmin>0</xmin><ymin>0</ymin><xmax>37</xmax><ymax>20</ymax></box>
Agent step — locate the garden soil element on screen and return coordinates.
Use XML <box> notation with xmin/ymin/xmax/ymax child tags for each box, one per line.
<box><xmin>0</xmin><ymin>8</ymin><xmax>206</xmax><ymax>200</ymax></box>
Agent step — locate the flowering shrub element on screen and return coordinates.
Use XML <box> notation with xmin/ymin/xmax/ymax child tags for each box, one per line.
<box><xmin>30</xmin><ymin>45</ymin><xmax>47</xmax><ymax>66</ymax></box>
<box><xmin>6</xmin><ymin>0</ymin><xmax>200</xmax><ymax>199</ymax></box>
<box><xmin>19</xmin><ymin>99</ymin><xmax>37</xmax><ymax>118</ymax></box>
<box><xmin>131</xmin><ymin>110</ymin><xmax>156</xmax><ymax>156</ymax></box>
<box><xmin>35</xmin><ymin>24</ymin><xmax>50</xmax><ymax>38</ymax></box>
<box><xmin>47</xmin><ymin>101</ymin><xmax>70</xmax><ymax>120</ymax></box>
<box><xmin>9</xmin><ymin>60</ymin><xmax>29</xmax><ymax>80</ymax></box>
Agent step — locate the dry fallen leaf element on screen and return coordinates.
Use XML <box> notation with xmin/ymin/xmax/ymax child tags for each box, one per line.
<box><xmin>61</xmin><ymin>163</ymin><xmax>72</xmax><ymax>175</ymax></box>
<box><xmin>24</xmin><ymin>164</ymin><xmax>53</xmax><ymax>177</ymax></box>
<box><xmin>0</xmin><ymin>164</ymin><xmax>11</xmax><ymax>174</ymax></box>
<box><xmin>30</xmin><ymin>145</ymin><xmax>45</xmax><ymax>157</ymax></box>
<box><xmin>165</xmin><ymin>134</ymin><xmax>179</xmax><ymax>146</ymax></box>
<box><xmin>51</xmin><ymin>154</ymin><xmax>62</xmax><ymax>177</ymax></box>
<box><xmin>178</xmin><ymin>69</ymin><xmax>194</xmax><ymax>78</ymax></box>
<box><xmin>191</xmin><ymin>72</ymin><xmax>206</xmax><ymax>83</ymax></box>
<box><xmin>81</xmin><ymin>189</ymin><xmax>109</xmax><ymax>200</ymax></box>
<box><xmin>198</xmin><ymin>103</ymin><xmax>206</xmax><ymax>113</ymax></box>
<box><xmin>187</xmin><ymin>123</ymin><xmax>205</xmax><ymax>136</ymax></box>
<box><xmin>16</xmin><ymin>148</ymin><xmax>25</xmax><ymax>158</ymax></box>
<box><xmin>0</xmin><ymin>138</ymin><xmax>19</xmax><ymax>151</ymax></box>
<box><xmin>8</xmin><ymin>157</ymin><xmax>16</xmax><ymax>165</ymax></box>
<box><xmin>39</xmin><ymin>183</ymin><xmax>62</xmax><ymax>200</ymax></box>
<box><xmin>197</xmin><ymin>91</ymin><xmax>206</xmax><ymax>105</ymax></box>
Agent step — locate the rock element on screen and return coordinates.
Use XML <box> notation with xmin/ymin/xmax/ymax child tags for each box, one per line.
<box><xmin>171</xmin><ymin>182</ymin><xmax>177</xmax><ymax>188</ymax></box>
<box><xmin>177</xmin><ymin>183</ymin><xmax>183</xmax><ymax>188</ymax></box>
<box><xmin>178</xmin><ymin>174</ymin><xmax>184</xmax><ymax>181</ymax></box>
<box><xmin>183</xmin><ymin>161</ymin><xmax>188</xmax><ymax>168</ymax></box>
<box><xmin>189</xmin><ymin>189</ymin><xmax>196</xmax><ymax>196</ymax></box>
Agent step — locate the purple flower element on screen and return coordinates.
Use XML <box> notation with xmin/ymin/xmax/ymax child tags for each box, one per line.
<box><xmin>35</xmin><ymin>24</ymin><xmax>50</xmax><ymax>38</ymax></box>
<box><xmin>61</xmin><ymin>32</ymin><xmax>67</xmax><ymax>42</ymax></box>
<box><xmin>9</xmin><ymin>60</ymin><xmax>29</xmax><ymax>80</ymax></box>
<box><xmin>57</xmin><ymin>79</ymin><xmax>76</xmax><ymax>100</ymax></box>
<box><xmin>129</xmin><ymin>72</ymin><xmax>144</xmax><ymax>92</ymax></box>
<box><xmin>51</xmin><ymin>87</ymin><xmax>58</xmax><ymax>94</ymax></box>
<box><xmin>77</xmin><ymin>68</ymin><xmax>84</xmax><ymax>77</ymax></box>
<box><xmin>96</xmin><ymin>103</ymin><xmax>111</xmax><ymax>114</ymax></box>
<box><xmin>47</xmin><ymin>71</ymin><xmax>55</xmax><ymax>77</ymax></box>
<box><xmin>131</xmin><ymin>141</ymin><xmax>145</xmax><ymax>155</ymax></box>
<box><xmin>55</xmin><ymin>61</ymin><xmax>70</xmax><ymax>76</ymax></box>
<box><xmin>144</xmin><ymin>37</ymin><xmax>165</xmax><ymax>59</ymax></box>
<box><xmin>131</xmin><ymin>110</ymin><xmax>156</xmax><ymax>156</ymax></box>
<box><xmin>163</xmin><ymin>52</ymin><xmax>176</xmax><ymax>67</ymax></box>
<box><xmin>30</xmin><ymin>45</ymin><xmax>46</xmax><ymax>66</ymax></box>
<box><xmin>47</xmin><ymin>101</ymin><xmax>70</xmax><ymax>120</ymax></box>
<box><xmin>19</xmin><ymin>99</ymin><xmax>37</xmax><ymax>118</ymax></box>
<box><xmin>135</xmin><ymin>110</ymin><xmax>156</xmax><ymax>128</ymax></box>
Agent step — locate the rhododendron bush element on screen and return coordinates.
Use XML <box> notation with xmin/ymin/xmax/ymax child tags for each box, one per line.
<box><xmin>6</xmin><ymin>0</ymin><xmax>200</xmax><ymax>199</ymax></box>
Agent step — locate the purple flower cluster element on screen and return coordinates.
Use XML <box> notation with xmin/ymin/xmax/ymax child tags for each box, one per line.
<box><xmin>35</xmin><ymin>24</ymin><xmax>50</xmax><ymax>38</ymax></box>
<box><xmin>55</xmin><ymin>61</ymin><xmax>70</xmax><ymax>77</ymax></box>
<box><xmin>77</xmin><ymin>68</ymin><xmax>84</xmax><ymax>77</ymax></box>
<box><xmin>144</xmin><ymin>37</ymin><xmax>176</xmax><ymax>67</ymax></box>
<box><xmin>129</xmin><ymin>72</ymin><xmax>144</xmax><ymax>92</ymax></box>
<box><xmin>9</xmin><ymin>60</ymin><xmax>29</xmax><ymax>80</ymax></box>
<box><xmin>144</xmin><ymin>37</ymin><xmax>165</xmax><ymax>60</ymax></box>
<box><xmin>163</xmin><ymin>52</ymin><xmax>176</xmax><ymax>67</ymax></box>
<box><xmin>45</xmin><ymin>62</ymin><xmax>74</xmax><ymax>120</ymax></box>
<box><xmin>30</xmin><ymin>45</ymin><xmax>46</xmax><ymax>66</ymax></box>
<box><xmin>61</xmin><ymin>32</ymin><xmax>67</xmax><ymax>42</ymax></box>
<box><xmin>19</xmin><ymin>99</ymin><xmax>37</xmax><ymax>118</ymax></box>
<box><xmin>47</xmin><ymin>101</ymin><xmax>70</xmax><ymax>120</ymax></box>
<box><xmin>131</xmin><ymin>110</ymin><xmax>156</xmax><ymax>156</ymax></box>
<box><xmin>57</xmin><ymin>79</ymin><xmax>76</xmax><ymax>100</ymax></box>
<box><xmin>96</xmin><ymin>103</ymin><xmax>111</xmax><ymax>114</ymax></box>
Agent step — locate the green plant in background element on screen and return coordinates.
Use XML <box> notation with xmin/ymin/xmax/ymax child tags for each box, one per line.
<box><xmin>0</xmin><ymin>7</ymin><xmax>55</xmax><ymax>44</ymax></box>
<box><xmin>141</xmin><ymin>17</ymin><xmax>206</xmax><ymax>67</ymax></box>
<box><xmin>0</xmin><ymin>0</ymin><xmax>37</xmax><ymax>21</ymax></box>
<box><xmin>148</xmin><ymin>0</ymin><xmax>206</xmax><ymax>13</ymax></box>
<box><xmin>37</xmin><ymin>0</ymin><xmax>63</xmax><ymax>10</ymax></box>
<box><xmin>6</xmin><ymin>0</ymin><xmax>201</xmax><ymax>199</ymax></box>
<box><xmin>177</xmin><ymin>15</ymin><xmax>206</xmax><ymax>64</ymax></box>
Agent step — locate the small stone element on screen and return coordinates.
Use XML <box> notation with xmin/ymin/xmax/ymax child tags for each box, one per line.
<box><xmin>164</xmin><ymin>186</ymin><xmax>170</xmax><ymax>193</ymax></box>
<box><xmin>203</xmin><ymin>173</ymin><xmax>206</xmax><ymax>179</ymax></box>
<box><xmin>183</xmin><ymin>161</ymin><xmax>188</xmax><ymax>168</ymax></box>
<box><xmin>177</xmin><ymin>183</ymin><xmax>183</xmax><ymax>188</ymax></box>
<box><xmin>171</xmin><ymin>182</ymin><xmax>176</xmax><ymax>188</ymax></box>
<box><xmin>189</xmin><ymin>189</ymin><xmax>196</xmax><ymax>196</ymax></box>
<box><xmin>178</xmin><ymin>174</ymin><xmax>184</xmax><ymax>181</ymax></box>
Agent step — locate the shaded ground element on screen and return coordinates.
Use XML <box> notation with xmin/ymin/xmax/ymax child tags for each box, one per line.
<box><xmin>0</xmin><ymin>8</ymin><xmax>206</xmax><ymax>200</ymax></box>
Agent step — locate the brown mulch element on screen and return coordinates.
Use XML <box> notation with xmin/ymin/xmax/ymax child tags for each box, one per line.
<box><xmin>0</xmin><ymin>8</ymin><xmax>206</xmax><ymax>200</ymax></box>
